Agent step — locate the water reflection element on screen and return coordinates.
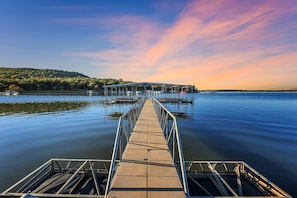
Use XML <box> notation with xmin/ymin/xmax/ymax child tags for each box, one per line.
<box><xmin>108</xmin><ymin>112</ymin><xmax>123</xmax><ymax>119</ymax></box>
<box><xmin>0</xmin><ymin>102</ymin><xmax>89</xmax><ymax>116</ymax></box>
<box><xmin>171</xmin><ymin>112</ymin><xmax>191</xmax><ymax>119</ymax></box>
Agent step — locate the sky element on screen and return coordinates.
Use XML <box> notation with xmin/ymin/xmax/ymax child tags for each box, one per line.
<box><xmin>0</xmin><ymin>0</ymin><xmax>297</xmax><ymax>90</ymax></box>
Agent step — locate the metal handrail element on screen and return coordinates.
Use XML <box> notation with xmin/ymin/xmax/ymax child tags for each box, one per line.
<box><xmin>152</xmin><ymin>97</ymin><xmax>189</xmax><ymax>196</ymax></box>
<box><xmin>104</xmin><ymin>98</ymin><xmax>145</xmax><ymax>197</ymax></box>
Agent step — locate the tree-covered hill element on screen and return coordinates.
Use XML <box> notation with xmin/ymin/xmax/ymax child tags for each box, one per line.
<box><xmin>0</xmin><ymin>67</ymin><xmax>89</xmax><ymax>79</ymax></box>
<box><xmin>0</xmin><ymin>67</ymin><xmax>130</xmax><ymax>92</ymax></box>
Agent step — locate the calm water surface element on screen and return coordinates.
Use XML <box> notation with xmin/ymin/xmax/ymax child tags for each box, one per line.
<box><xmin>0</xmin><ymin>93</ymin><xmax>297</xmax><ymax>196</ymax></box>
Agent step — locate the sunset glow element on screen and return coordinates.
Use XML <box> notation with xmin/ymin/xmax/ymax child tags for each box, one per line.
<box><xmin>1</xmin><ymin>0</ymin><xmax>296</xmax><ymax>90</ymax></box>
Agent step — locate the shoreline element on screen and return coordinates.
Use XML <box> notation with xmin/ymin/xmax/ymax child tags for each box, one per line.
<box><xmin>19</xmin><ymin>90</ymin><xmax>104</xmax><ymax>96</ymax></box>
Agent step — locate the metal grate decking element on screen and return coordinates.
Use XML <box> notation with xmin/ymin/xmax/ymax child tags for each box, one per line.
<box><xmin>107</xmin><ymin>99</ymin><xmax>186</xmax><ymax>197</ymax></box>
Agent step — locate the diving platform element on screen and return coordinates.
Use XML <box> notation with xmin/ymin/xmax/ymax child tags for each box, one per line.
<box><xmin>1</xmin><ymin>98</ymin><xmax>292</xmax><ymax>198</ymax></box>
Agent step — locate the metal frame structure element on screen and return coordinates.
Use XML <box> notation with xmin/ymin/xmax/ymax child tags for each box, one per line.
<box><xmin>182</xmin><ymin>161</ymin><xmax>292</xmax><ymax>197</ymax></box>
<box><xmin>103</xmin><ymin>82</ymin><xmax>194</xmax><ymax>96</ymax></box>
<box><xmin>104</xmin><ymin>98</ymin><xmax>145</xmax><ymax>196</ymax></box>
<box><xmin>152</xmin><ymin>97</ymin><xmax>189</xmax><ymax>196</ymax></box>
<box><xmin>1</xmin><ymin>158</ymin><xmax>113</xmax><ymax>198</ymax></box>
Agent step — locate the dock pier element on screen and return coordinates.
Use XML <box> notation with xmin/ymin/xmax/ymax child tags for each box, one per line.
<box><xmin>106</xmin><ymin>99</ymin><xmax>186</xmax><ymax>197</ymax></box>
<box><xmin>103</xmin><ymin>82</ymin><xmax>195</xmax><ymax>97</ymax></box>
<box><xmin>1</xmin><ymin>97</ymin><xmax>292</xmax><ymax>197</ymax></box>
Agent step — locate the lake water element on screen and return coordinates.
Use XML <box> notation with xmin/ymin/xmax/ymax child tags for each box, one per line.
<box><xmin>0</xmin><ymin>92</ymin><xmax>296</xmax><ymax>196</ymax></box>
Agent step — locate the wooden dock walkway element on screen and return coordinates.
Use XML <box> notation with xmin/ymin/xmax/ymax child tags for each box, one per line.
<box><xmin>107</xmin><ymin>99</ymin><xmax>186</xmax><ymax>198</ymax></box>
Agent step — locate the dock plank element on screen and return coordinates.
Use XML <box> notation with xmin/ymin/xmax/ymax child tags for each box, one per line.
<box><xmin>107</xmin><ymin>99</ymin><xmax>185</xmax><ymax>198</ymax></box>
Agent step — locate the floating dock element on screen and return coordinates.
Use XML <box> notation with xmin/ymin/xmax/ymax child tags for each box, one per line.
<box><xmin>1</xmin><ymin>98</ymin><xmax>292</xmax><ymax>198</ymax></box>
<box><xmin>104</xmin><ymin>97</ymin><xmax>141</xmax><ymax>104</ymax></box>
<box><xmin>157</xmin><ymin>97</ymin><xmax>193</xmax><ymax>104</ymax></box>
<box><xmin>104</xmin><ymin>97</ymin><xmax>193</xmax><ymax>105</ymax></box>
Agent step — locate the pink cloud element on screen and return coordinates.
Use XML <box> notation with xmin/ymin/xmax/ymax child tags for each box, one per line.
<box><xmin>144</xmin><ymin>44</ymin><xmax>297</xmax><ymax>90</ymax></box>
<box><xmin>66</xmin><ymin>0</ymin><xmax>297</xmax><ymax>90</ymax></box>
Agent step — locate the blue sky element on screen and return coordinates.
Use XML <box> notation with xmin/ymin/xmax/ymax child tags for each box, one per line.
<box><xmin>1</xmin><ymin>0</ymin><xmax>297</xmax><ymax>90</ymax></box>
<box><xmin>1</xmin><ymin>0</ymin><xmax>182</xmax><ymax>73</ymax></box>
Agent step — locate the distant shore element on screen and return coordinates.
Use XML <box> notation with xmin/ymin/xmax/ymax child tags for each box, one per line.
<box><xmin>1</xmin><ymin>89</ymin><xmax>296</xmax><ymax>96</ymax></box>
<box><xmin>18</xmin><ymin>90</ymin><xmax>103</xmax><ymax>95</ymax></box>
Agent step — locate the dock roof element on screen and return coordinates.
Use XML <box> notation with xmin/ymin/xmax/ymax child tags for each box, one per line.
<box><xmin>103</xmin><ymin>82</ymin><xmax>193</xmax><ymax>88</ymax></box>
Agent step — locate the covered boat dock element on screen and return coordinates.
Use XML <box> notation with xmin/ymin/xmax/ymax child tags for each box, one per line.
<box><xmin>103</xmin><ymin>82</ymin><xmax>195</xmax><ymax>96</ymax></box>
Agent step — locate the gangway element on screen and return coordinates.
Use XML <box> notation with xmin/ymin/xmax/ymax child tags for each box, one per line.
<box><xmin>105</xmin><ymin>98</ymin><xmax>187</xmax><ymax>197</ymax></box>
<box><xmin>1</xmin><ymin>97</ymin><xmax>292</xmax><ymax>198</ymax></box>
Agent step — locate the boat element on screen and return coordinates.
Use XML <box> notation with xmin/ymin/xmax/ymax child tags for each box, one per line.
<box><xmin>104</xmin><ymin>99</ymin><xmax>116</xmax><ymax>105</ymax></box>
<box><xmin>3</xmin><ymin>90</ymin><xmax>19</xmax><ymax>95</ymax></box>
